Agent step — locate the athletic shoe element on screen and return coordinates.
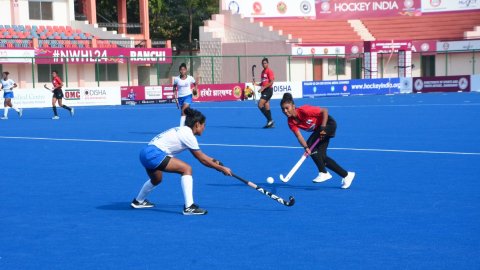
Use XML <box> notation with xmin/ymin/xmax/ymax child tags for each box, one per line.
<box><xmin>52</xmin><ymin>116</ymin><xmax>60</xmax><ymax>120</ymax></box>
<box><xmin>70</xmin><ymin>108</ymin><xmax>75</xmax><ymax>117</ymax></box>
<box><xmin>312</xmin><ymin>171</ymin><xmax>333</xmax><ymax>183</ymax></box>
<box><xmin>130</xmin><ymin>199</ymin><xmax>155</xmax><ymax>209</ymax></box>
<box><xmin>341</xmin><ymin>172</ymin><xmax>356</xmax><ymax>189</ymax></box>
<box><xmin>1</xmin><ymin>116</ymin><xmax>8</xmax><ymax>120</ymax></box>
<box><xmin>263</xmin><ymin>120</ymin><xmax>275</xmax><ymax>128</ymax></box>
<box><xmin>183</xmin><ymin>203</ymin><xmax>207</xmax><ymax>215</ymax></box>
<box><xmin>18</xmin><ymin>108</ymin><xmax>23</xmax><ymax>118</ymax></box>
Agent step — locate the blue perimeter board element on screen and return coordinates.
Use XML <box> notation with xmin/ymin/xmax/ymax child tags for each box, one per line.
<box><xmin>1</xmin><ymin>92</ymin><xmax>479</xmax><ymax>270</ymax></box>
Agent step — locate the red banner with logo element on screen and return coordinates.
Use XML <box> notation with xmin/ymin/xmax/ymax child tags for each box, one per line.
<box><xmin>316</xmin><ymin>0</ymin><xmax>421</xmax><ymax>19</ymax></box>
<box><xmin>192</xmin><ymin>83</ymin><xmax>244</xmax><ymax>102</ymax></box>
<box><xmin>35</xmin><ymin>48</ymin><xmax>172</xmax><ymax>64</ymax></box>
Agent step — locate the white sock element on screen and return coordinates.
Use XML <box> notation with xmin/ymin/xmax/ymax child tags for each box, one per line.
<box><xmin>181</xmin><ymin>175</ymin><xmax>194</xmax><ymax>207</ymax></box>
<box><xmin>180</xmin><ymin>115</ymin><xmax>186</xmax><ymax>127</ymax></box>
<box><xmin>135</xmin><ymin>179</ymin><xmax>156</xmax><ymax>203</ymax></box>
<box><xmin>12</xmin><ymin>105</ymin><xmax>19</xmax><ymax>112</ymax></box>
<box><xmin>3</xmin><ymin>107</ymin><xmax>8</xmax><ymax>117</ymax></box>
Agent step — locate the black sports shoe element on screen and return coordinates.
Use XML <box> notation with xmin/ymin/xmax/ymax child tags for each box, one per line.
<box><xmin>131</xmin><ymin>199</ymin><xmax>155</xmax><ymax>209</ymax></box>
<box><xmin>263</xmin><ymin>120</ymin><xmax>274</xmax><ymax>128</ymax></box>
<box><xmin>183</xmin><ymin>204</ymin><xmax>208</xmax><ymax>215</ymax></box>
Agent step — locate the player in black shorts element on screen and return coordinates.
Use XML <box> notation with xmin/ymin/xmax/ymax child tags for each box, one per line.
<box><xmin>49</xmin><ymin>70</ymin><xmax>74</xmax><ymax>120</ymax></box>
<box><xmin>253</xmin><ymin>58</ymin><xmax>275</xmax><ymax>128</ymax></box>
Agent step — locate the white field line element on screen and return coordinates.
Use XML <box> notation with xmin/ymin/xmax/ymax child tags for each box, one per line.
<box><xmin>1</xmin><ymin>136</ymin><xmax>479</xmax><ymax>156</ymax></box>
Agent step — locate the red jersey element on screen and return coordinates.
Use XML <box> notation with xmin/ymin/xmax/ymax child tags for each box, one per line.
<box><xmin>52</xmin><ymin>76</ymin><xmax>63</xmax><ymax>89</ymax></box>
<box><xmin>260</xmin><ymin>68</ymin><xmax>274</xmax><ymax>87</ymax></box>
<box><xmin>287</xmin><ymin>105</ymin><xmax>325</xmax><ymax>133</ymax></box>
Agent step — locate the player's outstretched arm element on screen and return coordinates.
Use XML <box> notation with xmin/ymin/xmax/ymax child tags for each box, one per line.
<box><xmin>294</xmin><ymin>130</ymin><xmax>311</xmax><ymax>155</ymax></box>
<box><xmin>190</xmin><ymin>149</ymin><xmax>232</xmax><ymax>176</ymax></box>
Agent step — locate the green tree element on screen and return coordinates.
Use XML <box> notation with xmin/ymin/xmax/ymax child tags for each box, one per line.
<box><xmin>149</xmin><ymin>0</ymin><xmax>218</xmax><ymax>50</ymax></box>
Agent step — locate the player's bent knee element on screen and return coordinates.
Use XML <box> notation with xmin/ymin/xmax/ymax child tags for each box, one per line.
<box><xmin>182</xmin><ymin>165</ymin><xmax>193</xmax><ymax>175</ymax></box>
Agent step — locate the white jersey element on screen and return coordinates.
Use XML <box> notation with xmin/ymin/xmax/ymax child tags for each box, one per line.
<box><xmin>149</xmin><ymin>126</ymin><xmax>200</xmax><ymax>156</ymax></box>
<box><xmin>1</xmin><ymin>79</ymin><xmax>16</xmax><ymax>93</ymax></box>
<box><xmin>173</xmin><ymin>75</ymin><xmax>195</xmax><ymax>97</ymax></box>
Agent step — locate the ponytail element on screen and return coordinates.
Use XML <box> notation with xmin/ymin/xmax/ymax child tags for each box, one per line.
<box><xmin>184</xmin><ymin>107</ymin><xmax>206</xmax><ymax>128</ymax></box>
<box><xmin>280</xmin><ymin>92</ymin><xmax>294</xmax><ymax>106</ymax></box>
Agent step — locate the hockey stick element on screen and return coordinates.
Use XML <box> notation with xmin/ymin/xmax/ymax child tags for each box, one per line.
<box><xmin>232</xmin><ymin>173</ymin><xmax>295</xmax><ymax>207</ymax></box>
<box><xmin>173</xmin><ymin>89</ymin><xmax>179</xmax><ymax>109</ymax></box>
<box><xmin>279</xmin><ymin>137</ymin><xmax>321</xmax><ymax>183</ymax></box>
<box><xmin>251</xmin><ymin>64</ymin><xmax>257</xmax><ymax>102</ymax></box>
<box><xmin>43</xmin><ymin>84</ymin><xmax>53</xmax><ymax>92</ymax></box>
<box><xmin>213</xmin><ymin>159</ymin><xmax>295</xmax><ymax>207</ymax></box>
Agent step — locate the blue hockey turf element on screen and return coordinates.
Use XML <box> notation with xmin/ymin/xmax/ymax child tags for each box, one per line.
<box><xmin>1</xmin><ymin>92</ymin><xmax>479</xmax><ymax>270</ymax></box>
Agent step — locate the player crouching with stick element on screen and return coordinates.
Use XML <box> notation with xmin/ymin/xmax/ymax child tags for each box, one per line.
<box><xmin>280</xmin><ymin>93</ymin><xmax>355</xmax><ymax>189</ymax></box>
<box><xmin>131</xmin><ymin>107</ymin><xmax>232</xmax><ymax>215</ymax></box>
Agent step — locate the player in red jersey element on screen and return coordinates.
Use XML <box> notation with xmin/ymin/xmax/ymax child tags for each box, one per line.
<box><xmin>253</xmin><ymin>58</ymin><xmax>275</xmax><ymax>128</ymax></box>
<box><xmin>49</xmin><ymin>70</ymin><xmax>74</xmax><ymax>120</ymax></box>
<box><xmin>280</xmin><ymin>93</ymin><xmax>355</xmax><ymax>189</ymax></box>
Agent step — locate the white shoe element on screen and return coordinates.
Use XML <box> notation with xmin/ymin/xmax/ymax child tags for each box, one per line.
<box><xmin>70</xmin><ymin>108</ymin><xmax>75</xmax><ymax>117</ymax></box>
<box><xmin>18</xmin><ymin>108</ymin><xmax>23</xmax><ymax>118</ymax></box>
<box><xmin>341</xmin><ymin>172</ymin><xmax>355</xmax><ymax>189</ymax></box>
<box><xmin>1</xmin><ymin>116</ymin><xmax>8</xmax><ymax>120</ymax></box>
<box><xmin>312</xmin><ymin>171</ymin><xmax>333</xmax><ymax>183</ymax></box>
<box><xmin>52</xmin><ymin>116</ymin><xmax>60</xmax><ymax>120</ymax></box>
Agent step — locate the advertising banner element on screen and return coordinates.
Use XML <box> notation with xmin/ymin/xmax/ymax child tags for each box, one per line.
<box><xmin>121</xmin><ymin>85</ymin><xmax>173</xmax><ymax>105</ymax></box>
<box><xmin>437</xmin><ymin>40</ymin><xmax>480</xmax><ymax>52</ymax></box>
<box><xmin>192</xmin><ymin>83</ymin><xmax>244</xmax><ymax>102</ymax></box>
<box><xmin>35</xmin><ymin>48</ymin><xmax>172</xmax><ymax>64</ymax></box>
<box><xmin>59</xmin><ymin>87</ymin><xmax>121</xmax><ymax>106</ymax></box>
<box><xmin>365</xmin><ymin>40</ymin><xmax>412</xmax><ymax>53</ymax></box>
<box><xmin>303</xmin><ymin>78</ymin><xmax>401</xmax><ymax>97</ymax></box>
<box><xmin>350</xmin><ymin>78</ymin><xmax>401</xmax><ymax>95</ymax></box>
<box><xmin>0</xmin><ymin>49</ymin><xmax>35</xmax><ymax>63</ymax></box>
<box><xmin>0</xmin><ymin>89</ymin><xmax>51</xmax><ymax>108</ymax></box>
<box><xmin>303</xmin><ymin>80</ymin><xmax>352</xmax><ymax>97</ymax></box>
<box><xmin>472</xmin><ymin>75</ymin><xmax>480</xmax><ymax>92</ymax></box>
<box><xmin>413</xmin><ymin>76</ymin><xmax>471</xmax><ymax>93</ymax></box>
<box><xmin>223</xmin><ymin>0</ymin><xmax>316</xmax><ymax>18</ymax></box>
<box><xmin>421</xmin><ymin>0</ymin><xmax>480</xmax><ymax>13</ymax></box>
<box><xmin>291</xmin><ymin>45</ymin><xmax>346</xmax><ymax>56</ymax></box>
<box><xmin>244</xmin><ymin>81</ymin><xmax>303</xmax><ymax>100</ymax></box>
<box><xmin>316</xmin><ymin>0</ymin><xmax>421</xmax><ymax>19</ymax></box>
<box><xmin>0</xmin><ymin>87</ymin><xmax>120</xmax><ymax>108</ymax></box>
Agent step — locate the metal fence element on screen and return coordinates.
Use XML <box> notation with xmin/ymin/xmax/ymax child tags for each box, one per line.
<box><xmin>0</xmin><ymin>50</ymin><xmax>478</xmax><ymax>87</ymax></box>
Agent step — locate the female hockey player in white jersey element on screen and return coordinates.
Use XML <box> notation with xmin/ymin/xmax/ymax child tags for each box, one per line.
<box><xmin>131</xmin><ymin>107</ymin><xmax>232</xmax><ymax>215</ymax></box>
<box><xmin>173</xmin><ymin>63</ymin><xmax>197</xmax><ymax>126</ymax></box>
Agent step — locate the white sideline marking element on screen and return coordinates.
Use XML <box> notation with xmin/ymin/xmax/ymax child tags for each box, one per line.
<box><xmin>1</xmin><ymin>135</ymin><xmax>479</xmax><ymax>156</ymax></box>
